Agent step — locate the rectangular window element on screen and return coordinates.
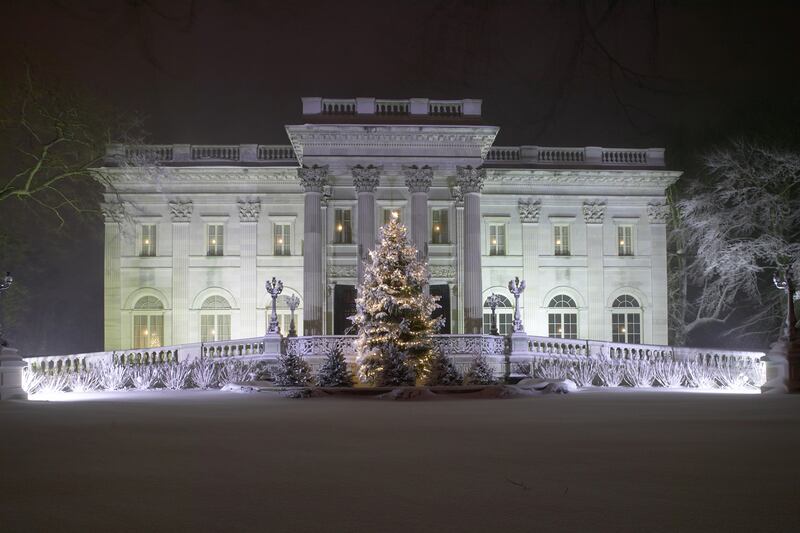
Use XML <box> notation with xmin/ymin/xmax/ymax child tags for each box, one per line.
<box><xmin>489</xmin><ymin>224</ymin><xmax>506</xmax><ymax>256</ymax></box>
<box><xmin>548</xmin><ymin>313</ymin><xmax>578</xmax><ymax>339</ymax></box>
<box><xmin>431</xmin><ymin>208</ymin><xmax>449</xmax><ymax>244</ymax></box>
<box><xmin>383</xmin><ymin>208</ymin><xmax>401</xmax><ymax>224</ymax></box>
<box><xmin>618</xmin><ymin>225</ymin><xmax>633</xmax><ymax>256</ymax></box>
<box><xmin>334</xmin><ymin>209</ymin><xmax>352</xmax><ymax>244</ymax></box>
<box><xmin>274</xmin><ymin>224</ymin><xmax>291</xmax><ymax>255</ymax></box>
<box><xmin>201</xmin><ymin>314</ymin><xmax>231</xmax><ymax>342</ymax></box>
<box><xmin>554</xmin><ymin>224</ymin><xmax>570</xmax><ymax>256</ymax></box>
<box><xmin>133</xmin><ymin>314</ymin><xmax>163</xmax><ymax>348</ymax></box>
<box><xmin>140</xmin><ymin>224</ymin><xmax>157</xmax><ymax>257</ymax></box>
<box><xmin>612</xmin><ymin>313</ymin><xmax>641</xmax><ymax>344</ymax></box>
<box><xmin>207</xmin><ymin>224</ymin><xmax>224</xmax><ymax>256</ymax></box>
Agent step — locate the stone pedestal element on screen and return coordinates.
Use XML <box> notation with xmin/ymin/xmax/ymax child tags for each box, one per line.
<box><xmin>510</xmin><ymin>332</ymin><xmax>530</xmax><ymax>356</ymax></box>
<box><xmin>761</xmin><ymin>339</ymin><xmax>800</xmax><ymax>394</ymax></box>
<box><xmin>263</xmin><ymin>333</ymin><xmax>282</xmax><ymax>358</ymax></box>
<box><xmin>0</xmin><ymin>346</ymin><xmax>27</xmax><ymax>401</ymax></box>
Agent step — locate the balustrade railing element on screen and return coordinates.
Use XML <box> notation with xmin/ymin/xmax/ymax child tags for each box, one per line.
<box><xmin>192</xmin><ymin>145</ymin><xmax>240</xmax><ymax>161</ymax></box>
<box><xmin>322</xmin><ymin>98</ymin><xmax>357</xmax><ymax>115</ymax></box>
<box><xmin>376</xmin><ymin>99</ymin><xmax>410</xmax><ymax>115</ymax></box>
<box><xmin>201</xmin><ymin>337</ymin><xmax>265</xmax><ymax>359</ymax></box>
<box><xmin>106</xmin><ymin>144</ymin><xmax>298</xmax><ymax>165</ymax></box>
<box><xmin>485</xmin><ymin>146</ymin><xmax>665</xmax><ymax>168</ymax></box>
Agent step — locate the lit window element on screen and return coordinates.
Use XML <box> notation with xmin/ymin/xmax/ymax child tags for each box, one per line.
<box><xmin>612</xmin><ymin>295</ymin><xmax>641</xmax><ymax>344</ymax></box>
<box><xmin>274</xmin><ymin>224</ymin><xmax>291</xmax><ymax>255</ymax></box>
<box><xmin>383</xmin><ymin>208</ymin><xmax>401</xmax><ymax>224</ymax></box>
<box><xmin>618</xmin><ymin>225</ymin><xmax>633</xmax><ymax>256</ymax></box>
<box><xmin>334</xmin><ymin>209</ymin><xmax>352</xmax><ymax>244</ymax></box>
<box><xmin>207</xmin><ymin>224</ymin><xmax>224</xmax><ymax>256</ymax></box>
<box><xmin>554</xmin><ymin>224</ymin><xmax>570</xmax><ymax>256</ymax></box>
<box><xmin>133</xmin><ymin>296</ymin><xmax>164</xmax><ymax>348</ymax></box>
<box><xmin>200</xmin><ymin>295</ymin><xmax>231</xmax><ymax>342</ymax></box>
<box><xmin>489</xmin><ymin>224</ymin><xmax>506</xmax><ymax>256</ymax></box>
<box><xmin>431</xmin><ymin>208</ymin><xmax>449</xmax><ymax>244</ymax></box>
<box><xmin>548</xmin><ymin>295</ymin><xmax>578</xmax><ymax>339</ymax></box>
<box><xmin>140</xmin><ymin>224</ymin><xmax>157</xmax><ymax>257</ymax></box>
<box><xmin>482</xmin><ymin>294</ymin><xmax>513</xmax><ymax>334</ymax></box>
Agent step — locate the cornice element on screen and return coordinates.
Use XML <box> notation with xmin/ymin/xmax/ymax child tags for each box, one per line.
<box><xmin>485</xmin><ymin>169</ymin><xmax>682</xmax><ymax>187</ymax></box>
<box><xmin>97</xmin><ymin>166</ymin><xmax>300</xmax><ymax>185</ymax></box>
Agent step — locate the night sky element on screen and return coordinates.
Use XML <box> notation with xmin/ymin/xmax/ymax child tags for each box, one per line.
<box><xmin>1</xmin><ymin>0</ymin><xmax>798</xmax><ymax>354</ymax></box>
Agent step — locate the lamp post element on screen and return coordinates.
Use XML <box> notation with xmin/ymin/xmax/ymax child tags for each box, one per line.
<box><xmin>265</xmin><ymin>277</ymin><xmax>284</xmax><ymax>335</ymax></box>
<box><xmin>286</xmin><ymin>294</ymin><xmax>301</xmax><ymax>337</ymax></box>
<box><xmin>508</xmin><ymin>276</ymin><xmax>526</xmax><ymax>333</ymax></box>
<box><xmin>485</xmin><ymin>293</ymin><xmax>501</xmax><ymax>336</ymax></box>
<box><xmin>0</xmin><ymin>271</ymin><xmax>13</xmax><ymax>346</ymax></box>
<box><xmin>765</xmin><ymin>266</ymin><xmax>800</xmax><ymax>393</ymax></box>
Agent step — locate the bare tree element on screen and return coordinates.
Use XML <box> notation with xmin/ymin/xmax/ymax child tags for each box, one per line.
<box><xmin>674</xmin><ymin>140</ymin><xmax>800</xmax><ymax>346</ymax></box>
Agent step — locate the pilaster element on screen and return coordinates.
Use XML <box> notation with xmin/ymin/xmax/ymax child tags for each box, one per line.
<box><xmin>648</xmin><ymin>202</ymin><xmax>670</xmax><ymax>344</ymax></box>
<box><xmin>102</xmin><ymin>202</ymin><xmax>124</xmax><ymax>350</ymax></box>
<box><xmin>583</xmin><ymin>200</ymin><xmax>606</xmax><ymax>340</ymax></box>
<box><xmin>169</xmin><ymin>200</ymin><xmax>192</xmax><ymax>344</ymax></box>
<box><xmin>518</xmin><ymin>198</ymin><xmax>541</xmax><ymax>333</ymax></box>
<box><xmin>238</xmin><ymin>201</ymin><xmax>260</xmax><ymax>338</ymax></box>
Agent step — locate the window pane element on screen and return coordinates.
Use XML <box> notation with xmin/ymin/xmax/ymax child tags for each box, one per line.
<box><xmin>618</xmin><ymin>226</ymin><xmax>633</xmax><ymax>256</ymax></box>
<box><xmin>134</xmin><ymin>315</ymin><xmax>148</xmax><ymax>348</ymax></box>
<box><xmin>217</xmin><ymin>314</ymin><xmax>231</xmax><ymax>341</ymax></box>
<box><xmin>563</xmin><ymin>313</ymin><xmax>578</xmax><ymax>339</ymax></box>
<box><xmin>334</xmin><ymin>209</ymin><xmax>352</xmax><ymax>244</ymax></box>
<box><xmin>207</xmin><ymin>225</ymin><xmax>223</xmax><ymax>256</ymax></box>
<box><xmin>548</xmin><ymin>313</ymin><xmax>562</xmax><ymax>337</ymax></box>
<box><xmin>612</xmin><ymin>313</ymin><xmax>627</xmax><ymax>343</ymax></box>
<box><xmin>274</xmin><ymin>224</ymin><xmax>290</xmax><ymax>255</ymax></box>
<box><xmin>141</xmin><ymin>224</ymin><xmax>156</xmax><ymax>257</ymax></box>
<box><xmin>489</xmin><ymin>224</ymin><xmax>506</xmax><ymax>255</ymax></box>
<box><xmin>201</xmin><ymin>315</ymin><xmax>215</xmax><ymax>342</ymax></box>
<box><xmin>149</xmin><ymin>315</ymin><xmax>163</xmax><ymax>347</ymax></box>
<box><xmin>554</xmin><ymin>225</ymin><xmax>570</xmax><ymax>256</ymax></box>
<box><xmin>498</xmin><ymin>313</ymin><xmax>512</xmax><ymax>335</ymax></box>
<box><xmin>627</xmin><ymin>313</ymin><xmax>641</xmax><ymax>344</ymax></box>
<box><xmin>431</xmin><ymin>209</ymin><xmax>448</xmax><ymax>244</ymax></box>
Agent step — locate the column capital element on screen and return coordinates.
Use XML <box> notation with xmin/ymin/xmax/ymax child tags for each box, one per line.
<box><xmin>456</xmin><ymin>165</ymin><xmax>485</xmax><ymax>194</ymax></box>
<box><xmin>168</xmin><ymin>200</ymin><xmax>193</xmax><ymax>222</ymax></box>
<box><xmin>238</xmin><ymin>200</ymin><xmax>261</xmax><ymax>223</ymax></box>
<box><xmin>403</xmin><ymin>165</ymin><xmax>433</xmax><ymax>193</ymax></box>
<box><xmin>101</xmin><ymin>202</ymin><xmax>124</xmax><ymax>223</ymax></box>
<box><xmin>298</xmin><ymin>165</ymin><xmax>329</xmax><ymax>192</ymax></box>
<box><xmin>518</xmin><ymin>198</ymin><xmax>541</xmax><ymax>224</ymax></box>
<box><xmin>647</xmin><ymin>201</ymin><xmax>670</xmax><ymax>225</ymax></box>
<box><xmin>352</xmin><ymin>165</ymin><xmax>381</xmax><ymax>193</ymax></box>
<box><xmin>582</xmin><ymin>200</ymin><xmax>606</xmax><ymax>224</ymax></box>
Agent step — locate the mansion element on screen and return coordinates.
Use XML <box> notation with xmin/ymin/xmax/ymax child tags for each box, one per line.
<box><xmin>100</xmin><ymin>97</ymin><xmax>680</xmax><ymax>351</ymax></box>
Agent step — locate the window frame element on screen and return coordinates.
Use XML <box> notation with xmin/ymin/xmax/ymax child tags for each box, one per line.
<box><xmin>488</xmin><ymin>223</ymin><xmax>507</xmax><ymax>256</ymax></box>
<box><xmin>430</xmin><ymin>208</ymin><xmax>449</xmax><ymax>244</ymax></box>
<box><xmin>611</xmin><ymin>295</ymin><xmax>642</xmax><ymax>344</ymax></box>
<box><xmin>547</xmin><ymin>295</ymin><xmax>578</xmax><ymax>339</ymax></box>
<box><xmin>206</xmin><ymin>224</ymin><xmax>225</xmax><ymax>256</ymax></box>
<box><xmin>333</xmin><ymin>208</ymin><xmax>353</xmax><ymax>244</ymax></box>
<box><xmin>140</xmin><ymin>224</ymin><xmax>157</xmax><ymax>257</ymax></box>
<box><xmin>617</xmin><ymin>225</ymin><xmax>634</xmax><ymax>256</ymax></box>
<box><xmin>553</xmin><ymin>224</ymin><xmax>571</xmax><ymax>256</ymax></box>
<box><xmin>274</xmin><ymin>223</ymin><xmax>291</xmax><ymax>256</ymax></box>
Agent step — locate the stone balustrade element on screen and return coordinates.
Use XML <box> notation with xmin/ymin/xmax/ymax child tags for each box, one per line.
<box><xmin>485</xmin><ymin>146</ymin><xmax>666</xmax><ymax>168</ymax></box>
<box><xmin>302</xmin><ymin>97</ymin><xmax>482</xmax><ymax>117</ymax></box>
<box><xmin>105</xmin><ymin>144</ymin><xmax>298</xmax><ymax>165</ymax></box>
<box><xmin>201</xmin><ymin>337</ymin><xmax>265</xmax><ymax>359</ymax></box>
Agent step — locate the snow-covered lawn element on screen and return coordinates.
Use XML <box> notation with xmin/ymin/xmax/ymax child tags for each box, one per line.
<box><xmin>1</xmin><ymin>389</ymin><xmax>798</xmax><ymax>532</ymax></box>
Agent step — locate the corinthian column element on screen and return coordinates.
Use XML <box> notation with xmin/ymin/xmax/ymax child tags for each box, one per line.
<box><xmin>456</xmin><ymin>166</ymin><xmax>485</xmax><ymax>334</ymax></box>
<box><xmin>403</xmin><ymin>165</ymin><xmax>433</xmax><ymax>260</ymax></box>
<box><xmin>352</xmin><ymin>165</ymin><xmax>380</xmax><ymax>282</ymax></box>
<box><xmin>299</xmin><ymin>165</ymin><xmax>328</xmax><ymax>335</ymax></box>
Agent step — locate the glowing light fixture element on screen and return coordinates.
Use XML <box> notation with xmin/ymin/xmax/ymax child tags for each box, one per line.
<box><xmin>336</xmin><ymin>224</ymin><xmax>343</xmax><ymax>232</ymax></box>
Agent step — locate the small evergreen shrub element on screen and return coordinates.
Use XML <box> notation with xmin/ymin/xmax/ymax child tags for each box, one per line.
<box><xmin>317</xmin><ymin>344</ymin><xmax>354</xmax><ymax>387</ymax></box>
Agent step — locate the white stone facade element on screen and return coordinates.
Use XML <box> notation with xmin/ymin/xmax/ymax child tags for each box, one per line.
<box><xmin>99</xmin><ymin>97</ymin><xmax>680</xmax><ymax>350</ymax></box>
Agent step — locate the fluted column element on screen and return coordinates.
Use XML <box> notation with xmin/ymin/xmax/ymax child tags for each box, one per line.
<box><xmin>352</xmin><ymin>165</ymin><xmax>380</xmax><ymax>283</ymax></box>
<box><xmin>300</xmin><ymin>165</ymin><xmax>328</xmax><ymax>335</ymax></box>
<box><xmin>583</xmin><ymin>200</ymin><xmax>606</xmax><ymax>340</ymax></box>
<box><xmin>238</xmin><ymin>201</ymin><xmax>260</xmax><ymax>338</ymax></box>
<box><xmin>403</xmin><ymin>165</ymin><xmax>433</xmax><ymax>259</ymax></box>
<box><xmin>102</xmin><ymin>202</ymin><xmax>124</xmax><ymax>350</ymax></box>
<box><xmin>169</xmin><ymin>201</ymin><xmax>193</xmax><ymax>344</ymax></box>
<box><xmin>456</xmin><ymin>166</ymin><xmax>485</xmax><ymax>334</ymax></box>
<box><xmin>518</xmin><ymin>199</ymin><xmax>541</xmax><ymax>333</ymax></box>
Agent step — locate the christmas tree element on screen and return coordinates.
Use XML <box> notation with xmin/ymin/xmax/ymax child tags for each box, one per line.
<box><xmin>352</xmin><ymin>214</ymin><xmax>443</xmax><ymax>385</ymax></box>
<box><xmin>425</xmin><ymin>348</ymin><xmax>462</xmax><ymax>386</ymax></box>
<box><xmin>463</xmin><ymin>354</ymin><xmax>496</xmax><ymax>385</ymax></box>
<box><xmin>274</xmin><ymin>351</ymin><xmax>312</xmax><ymax>387</ymax></box>
<box><xmin>316</xmin><ymin>344</ymin><xmax>354</xmax><ymax>387</ymax></box>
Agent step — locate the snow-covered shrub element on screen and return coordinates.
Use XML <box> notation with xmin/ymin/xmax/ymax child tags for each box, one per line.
<box><xmin>463</xmin><ymin>354</ymin><xmax>496</xmax><ymax>385</ymax></box>
<box><xmin>22</xmin><ymin>368</ymin><xmax>45</xmax><ymax>394</ymax></box>
<box><xmin>424</xmin><ymin>349</ymin><xmax>461</xmax><ymax>386</ymax></box>
<box><xmin>192</xmin><ymin>361</ymin><xmax>218</xmax><ymax>389</ymax></box>
<box><xmin>513</xmin><ymin>361</ymin><xmax>533</xmax><ymax>377</ymax></box>
<box><xmin>746</xmin><ymin>361</ymin><xmax>765</xmax><ymax>388</ymax></box>
<box><xmin>275</xmin><ymin>351</ymin><xmax>313</xmax><ymax>387</ymax></box>
<box><xmin>317</xmin><ymin>344</ymin><xmax>354</xmax><ymax>387</ymax></box>
<box><xmin>569</xmin><ymin>359</ymin><xmax>598</xmax><ymax>387</ymax></box>
<box><xmin>130</xmin><ymin>365</ymin><xmax>159</xmax><ymax>391</ymax></box>
<box><xmin>218</xmin><ymin>360</ymin><xmax>253</xmax><ymax>386</ymax></box>
<box><xmin>625</xmin><ymin>361</ymin><xmax>655</xmax><ymax>387</ymax></box>
<box><xmin>37</xmin><ymin>372</ymin><xmax>69</xmax><ymax>395</ymax></box>
<box><xmin>69</xmin><ymin>370</ymin><xmax>100</xmax><ymax>393</ymax></box>
<box><xmin>368</xmin><ymin>345</ymin><xmax>415</xmax><ymax>387</ymax></box>
<box><xmin>596</xmin><ymin>359</ymin><xmax>626</xmax><ymax>386</ymax></box>
<box><xmin>96</xmin><ymin>361</ymin><xmax>129</xmax><ymax>391</ymax></box>
<box><xmin>249</xmin><ymin>361</ymin><xmax>272</xmax><ymax>382</ymax></box>
<box><xmin>715</xmin><ymin>364</ymin><xmax>750</xmax><ymax>390</ymax></box>
<box><xmin>685</xmin><ymin>362</ymin><xmax>716</xmax><ymax>389</ymax></box>
<box><xmin>162</xmin><ymin>361</ymin><xmax>192</xmax><ymax>390</ymax></box>
<box><xmin>654</xmin><ymin>361</ymin><xmax>684</xmax><ymax>388</ymax></box>
<box><xmin>535</xmin><ymin>359</ymin><xmax>569</xmax><ymax>380</ymax></box>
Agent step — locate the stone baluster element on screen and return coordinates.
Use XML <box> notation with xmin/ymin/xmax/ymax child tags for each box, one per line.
<box><xmin>300</xmin><ymin>166</ymin><xmax>328</xmax><ymax>335</ymax></box>
<box><xmin>456</xmin><ymin>166</ymin><xmax>485</xmax><ymax>334</ymax></box>
<box><xmin>352</xmin><ymin>165</ymin><xmax>381</xmax><ymax>282</ymax></box>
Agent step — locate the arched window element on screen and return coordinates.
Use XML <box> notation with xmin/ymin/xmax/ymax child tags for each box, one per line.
<box><xmin>133</xmin><ymin>296</ymin><xmax>164</xmax><ymax>348</ymax></box>
<box><xmin>266</xmin><ymin>294</ymin><xmax>303</xmax><ymax>337</ymax></box>
<box><xmin>201</xmin><ymin>296</ymin><xmax>231</xmax><ymax>342</ymax></box>
<box><xmin>612</xmin><ymin>295</ymin><xmax>641</xmax><ymax>344</ymax></box>
<box><xmin>548</xmin><ymin>295</ymin><xmax>578</xmax><ymax>339</ymax></box>
<box><xmin>482</xmin><ymin>294</ymin><xmax>513</xmax><ymax>335</ymax></box>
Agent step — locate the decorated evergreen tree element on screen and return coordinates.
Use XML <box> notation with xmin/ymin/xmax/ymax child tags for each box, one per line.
<box><xmin>353</xmin><ymin>214</ymin><xmax>443</xmax><ymax>385</ymax></box>
<box><xmin>316</xmin><ymin>344</ymin><xmax>354</xmax><ymax>387</ymax></box>
<box><xmin>274</xmin><ymin>351</ymin><xmax>312</xmax><ymax>387</ymax></box>
<box><xmin>425</xmin><ymin>348</ymin><xmax>462</xmax><ymax>386</ymax></box>
<box><xmin>463</xmin><ymin>354</ymin><xmax>497</xmax><ymax>385</ymax></box>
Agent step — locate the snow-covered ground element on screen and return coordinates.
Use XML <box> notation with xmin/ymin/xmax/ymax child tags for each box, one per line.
<box><xmin>1</xmin><ymin>389</ymin><xmax>798</xmax><ymax>532</ymax></box>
